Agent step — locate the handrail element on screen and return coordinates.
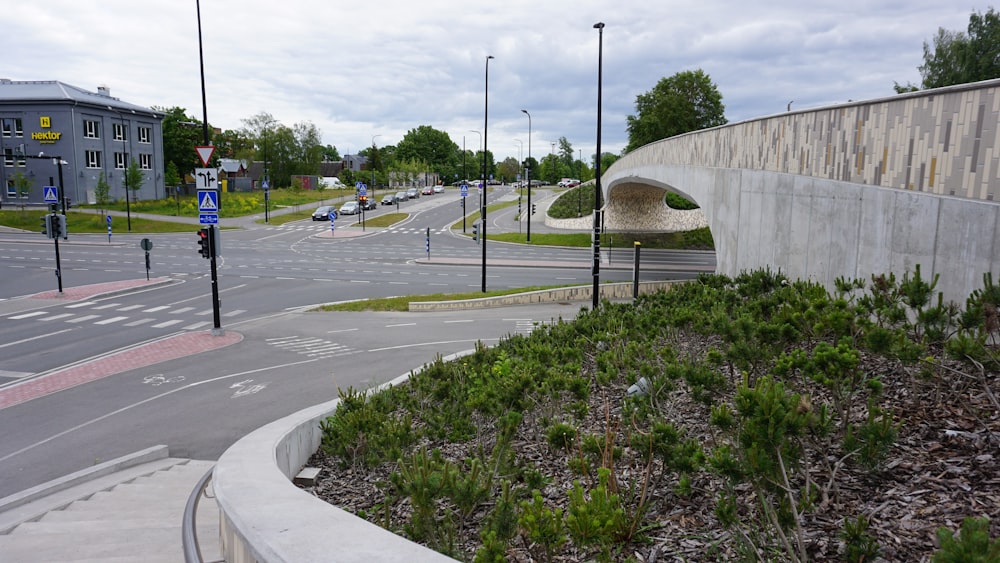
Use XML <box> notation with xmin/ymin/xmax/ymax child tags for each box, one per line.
<box><xmin>182</xmin><ymin>465</ymin><xmax>216</xmax><ymax>563</ymax></box>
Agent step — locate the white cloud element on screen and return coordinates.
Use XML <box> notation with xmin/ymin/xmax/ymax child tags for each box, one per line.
<box><xmin>1</xmin><ymin>0</ymin><xmax>983</xmax><ymax>161</ymax></box>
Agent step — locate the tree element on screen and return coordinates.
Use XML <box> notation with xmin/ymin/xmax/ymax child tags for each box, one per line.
<box><xmin>395</xmin><ymin>126</ymin><xmax>461</xmax><ymax>179</ymax></box>
<box><xmin>497</xmin><ymin>157</ymin><xmax>520</xmax><ymax>184</ymax></box>
<box><xmin>625</xmin><ymin>69</ymin><xmax>727</xmax><ymax>153</ymax></box>
<box><xmin>11</xmin><ymin>170</ymin><xmax>31</xmax><ymax>211</ymax></box>
<box><xmin>94</xmin><ymin>172</ymin><xmax>110</xmax><ymax>213</ymax></box>
<box><xmin>322</xmin><ymin>144</ymin><xmax>341</xmax><ymax>161</ymax></box>
<box><xmin>156</xmin><ymin>106</ymin><xmax>210</xmax><ymax>178</ymax></box>
<box><xmin>914</xmin><ymin>8</ymin><xmax>1000</xmax><ymax>89</ymax></box>
<box><xmin>125</xmin><ymin>159</ymin><xmax>144</xmax><ymax>201</ymax></box>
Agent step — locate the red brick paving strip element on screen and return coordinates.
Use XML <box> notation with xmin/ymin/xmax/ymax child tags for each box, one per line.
<box><xmin>30</xmin><ymin>277</ymin><xmax>173</xmax><ymax>300</ymax></box>
<box><xmin>0</xmin><ymin>330</ymin><xmax>243</xmax><ymax>410</ymax></box>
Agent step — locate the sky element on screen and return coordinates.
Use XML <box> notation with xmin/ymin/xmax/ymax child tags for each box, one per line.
<box><xmin>2</xmin><ymin>1</ymin><xmax>982</xmax><ymax>165</ymax></box>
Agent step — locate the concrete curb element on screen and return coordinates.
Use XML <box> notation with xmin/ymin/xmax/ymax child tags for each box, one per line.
<box><xmin>407</xmin><ymin>280</ymin><xmax>677</xmax><ymax>311</ymax></box>
<box><xmin>213</xmin><ymin>353</ymin><xmax>478</xmax><ymax>563</ymax></box>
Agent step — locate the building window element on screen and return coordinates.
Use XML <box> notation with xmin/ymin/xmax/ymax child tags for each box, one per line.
<box><xmin>3</xmin><ymin>147</ymin><xmax>24</xmax><ymax>167</ymax></box>
<box><xmin>113</xmin><ymin>122</ymin><xmax>128</xmax><ymax>142</ymax></box>
<box><xmin>115</xmin><ymin>152</ymin><xmax>128</xmax><ymax>169</ymax></box>
<box><xmin>2</xmin><ymin>118</ymin><xmax>23</xmax><ymax>138</ymax></box>
<box><xmin>138</xmin><ymin>126</ymin><xmax>151</xmax><ymax>144</ymax></box>
<box><xmin>139</xmin><ymin>153</ymin><xmax>152</xmax><ymax>170</ymax></box>
<box><xmin>6</xmin><ymin>180</ymin><xmax>14</xmax><ymax>197</ymax></box>
<box><xmin>83</xmin><ymin>120</ymin><xmax>100</xmax><ymax>139</ymax></box>
<box><xmin>85</xmin><ymin>150</ymin><xmax>102</xmax><ymax>168</ymax></box>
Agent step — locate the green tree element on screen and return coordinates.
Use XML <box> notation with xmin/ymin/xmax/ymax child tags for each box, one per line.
<box><xmin>125</xmin><ymin>159</ymin><xmax>144</xmax><ymax>202</ymax></box>
<box><xmin>156</xmin><ymin>106</ymin><xmax>209</xmax><ymax>178</ymax></box>
<box><xmin>395</xmin><ymin>126</ymin><xmax>461</xmax><ymax>180</ymax></box>
<box><xmin>322</xmin><ymin>144</ymin><xmax>341</xmax><ymax>161</ymax></box>
<box><xmin>915</xmin><ymin>8</ymin><xmax>1000</xmax><ymax>89</ymax></box>
<box><xmin>625</xmin><ymin>69</ymin><xmax>727</xmax><ymax>152</ymax></box>
<box><xmin>497</xmin><ymin>157</ymin><xmax>519</xmax><ymax>184</ymax></box>
<box><xmin>94</xmin><ymin>172</ymin><xmax>110</xmax><ymax>213</ymax></box>
<box><xmin>11</xmin><ymin>170</ymin><xmax>32</xmax><ymax>211</ymax></box>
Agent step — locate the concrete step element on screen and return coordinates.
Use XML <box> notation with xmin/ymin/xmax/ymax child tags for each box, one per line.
<box><xmin>0</xmin><ymin>527</ymin><xmax>184</xmax><ymax>562</ymax></box>
<box><xmin>40</xmin><ymin>502</ymin><xmax>218</xmax><ymax>522</ymax></box>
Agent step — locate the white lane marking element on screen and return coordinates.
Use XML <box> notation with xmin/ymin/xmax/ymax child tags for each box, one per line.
<box><xmin>183</xmin><ymin>322</ymin><xmax>211</xmax><ymax>330</ymax></box>
<box><xmin>170</xmin><ymin>306</ymin><xmax>195</xmax><ymax>314</ymax></box>
<box><xmin>116</xmin><ymin>305</ymin><xmax>144</xmax><ymax>311</ymax></box>
<box><xmin>143</xmin><ymin>306</ymin><xmax>170</xmax><ymax>312</ymax></box>
<box><xmin>386</xmin><ymin>323</ymin><xmax>417</xmax><ymax>327</ymax></box>
<box><xmin>222</xmin><ymin>309</ymin><xmax>246</xmax><ymax>317</ymax></box>
<box><xmin>65</xmin><ymin>301</ymin><xmax>97</xmax><ymax>309</ymax></box>
<box><xmin>94</xmin><ymin>316</ymin><xmax>129</xmax><ymax>325</ymax></box>
<box><xmin>152</xmin><ymin>320</ymin><xmax>184</xmax><ymax>328</ymax></box>
<box><xmin>40</xmin><ymin>313</ymin><xmax>75</xmax><ymax>322</ymax></box>
<box><xmin>124</xmin><ymin>318</ymin><xmax>155</xmax><ymax>327</ymax></box>
<box><xmin>0</xmin><ymin>329</ymin><xmax>73</xmax><ymax>349</ymax></box>
<box><xmin>326</xmin><ymin>328</ymin><xmax>359</xmax><ymax>334</ymax></box>
<box><xmin>368</xmin><ymin>338</ymin><xmax>497</xmax><ymax>353</ymax></box>
<box><xmin>67</xmin><ymin>315</ymin><xmax>100</xmax><ymax>323</ymax></box>
<box><xmin>444</xmin><ymin>320</ymin><xmax>474</xmax><ymax>324</ymax></box>
<box><xmin>91</xmin><ymin>303</ymin><xmax>122</xmax><ymax>310</ymax></box>
<box><xmin>8</xmin><ymin>312</ymin><xmax>48</xmax><ymax>320</ymax></box>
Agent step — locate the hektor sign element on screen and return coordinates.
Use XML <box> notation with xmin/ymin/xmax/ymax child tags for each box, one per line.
<box><xmin>31</xmin><ymin>131</ymin><xmax>62</xmax><ymax>142</ymax></box>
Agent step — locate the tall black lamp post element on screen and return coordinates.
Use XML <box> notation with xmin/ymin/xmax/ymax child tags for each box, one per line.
<box><xmin>481</xmin><ymin>55</ymin><xmax>494</xmax><ymax>293</ymax></box>
<box><xmin>521</xmin><ymin>109</ymin><xmax>532</xmax><ymax>242</ymax></box>
<box><xmin>592</xmin><ymin>22</ymin><xmax>605</xmax><ymax>310</ymax></box>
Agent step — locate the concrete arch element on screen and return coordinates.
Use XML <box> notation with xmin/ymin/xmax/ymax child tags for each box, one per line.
<box><xmin>602</xmin><ymin>80</ymin><xmax>1000</xmax><ymax>303</ymax></box>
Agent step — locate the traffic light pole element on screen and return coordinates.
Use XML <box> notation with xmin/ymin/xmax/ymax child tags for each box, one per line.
<box><xmin>52</xmin><ymin>212</ymin><xmax>63</xmax><ymax>295</ymax></box>
<box><xmin>209</xmin><ymin>225</ymin><xmax>222</xmax><ymax>335</ymax></box>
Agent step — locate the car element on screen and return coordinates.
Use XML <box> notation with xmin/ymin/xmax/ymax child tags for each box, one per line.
<box><xmin>406</xmin><ymin>187</ymin><xmax>420</xmax><ymax>199</ymax></box>
<box><xmin>339</xmin><ymin>201</ymin><xmax>359</xmax><ymax>215</ymax></box>
<box><xmin>565</xmin><ymin>180</ymin><xmax>581</xmax><ymax>188</ymax></box>
<box><xmin>433</xmin><ymin>185</ymin><xmax>445</xmax><ymax>193</ymax></box>
<box><xmin>359</xmin><ymin>196</ymin><xmax>378</xmax><ymax>211</ymax></box>
<box><xmin>395</xmin><ymin>191</ymin><xmax>409</xmax><ymax>201</ymax></box>
<box><xmin>381</xmin><ymin>194</ymin><xmax>398</xmax><ymax>206</ymax></box>
<box><xmin>312</xmin><ymin>206</ymin><xmax>336</xmax><ymax>221</ymax></box>
<box><xmin>421</xmin><ymin>186</ymin><xmax>434</xmax><ymax>195</ymax></box>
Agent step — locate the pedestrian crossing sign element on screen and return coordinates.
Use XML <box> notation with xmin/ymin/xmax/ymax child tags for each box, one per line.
<box><xmin>43</xmin><ymin>186</ymin><xmax>58</xmax><ymax>203</ymax></box>
<box><xmin>198</xmin><ymin>190</ymin><xmax>219</xmax><ymax>212</ymax></box>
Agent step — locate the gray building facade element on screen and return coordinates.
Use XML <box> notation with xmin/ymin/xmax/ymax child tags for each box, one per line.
<box><xmin>0</xmin><ymin>79</ymin><xmax>164</xmax><ymax>207</ymax></box>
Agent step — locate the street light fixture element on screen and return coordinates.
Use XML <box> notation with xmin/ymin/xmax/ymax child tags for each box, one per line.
<box><xmin>592</xmin><ymin>22</ymin><xmax>605</xmax><ymax>310</ymax></box>
<box><xmin>481</xmin><ymin>55</ymin><xmax>494</xmax><ymax>293</ymax></box>
<box><xmin>521</xmin><ymin>109</ymin><xmax>532</xmax><ymax>242</ymax></box>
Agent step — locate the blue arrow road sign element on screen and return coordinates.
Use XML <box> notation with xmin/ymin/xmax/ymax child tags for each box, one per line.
<box><xmin>198</xmin><ymin>190</ymin><xmax>219</xmax><ymax>212</ymax></box>
<box><xmin>43</xmin><ymin>186</ymin><xmax>58</xmax><ymax>203</ymax></box>
<box><xmin>199</xmin><ymin>213</ymin><xmax>219</xmax><ymax>225</ymax></box>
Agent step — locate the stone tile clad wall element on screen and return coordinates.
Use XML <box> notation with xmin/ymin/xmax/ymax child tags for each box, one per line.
<box><xmin>612</xmin><ymin>79</ymin><xmax>1000</xmax><ymax>202</ymax></box>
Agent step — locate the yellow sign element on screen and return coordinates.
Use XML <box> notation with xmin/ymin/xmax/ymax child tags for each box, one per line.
<box><xmin>31</xmin><ymin>131</ymin><xmax>62</xmax><ymax>142</ymax></box>
<box><xmin>40</xmin><ymin>116</ymin><xmax>51</xmax><ymax>128</ymax></box>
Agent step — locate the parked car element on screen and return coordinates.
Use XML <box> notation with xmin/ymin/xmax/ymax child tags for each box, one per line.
<box><xmin>421</xmin><ymin>186</ymin><xmax>434</xmax><ymax>195</ymax></box>
<box><xmin>565</xmin><ymin>180</ymin><xmax>581</xmax><ymax>188</ymax></box>
<box><xmin>312</xmin><ymin>206</ymin><xmax>336</xmax><ymax>221</ymax></box>
<box><xmin>406</xmin><ymin>187</ymin><xmax>420</xmax><ymax>199</ymax></box>
<box><xmin>339</xmin><ymin>201</ymin><xmax>359</xmax><ymax>215</ymax></box>
<box><xmin>359</xmin><ymin>196</ymin><xmax>378</xmax><ymax>210</ymax></box>
<box><xmin>433</xmin><ymin>185</ymin><xmax>445</xmax><ymax>193</ymax></box>
<box><xmin>395</xmin><ymin>191</ymin><xmax>409</xmax><ymax>201</ymax></box>
<box><xmin>381</xmin><ymin>194</ymin><xmax>398</xmax><ymax>205</ymax></box>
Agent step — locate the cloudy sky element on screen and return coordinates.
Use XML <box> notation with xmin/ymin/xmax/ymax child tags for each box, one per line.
<box><xmin>3</xmin><ymin>1</ymin><xmax>981</xmax><ymax>164</ymax></box>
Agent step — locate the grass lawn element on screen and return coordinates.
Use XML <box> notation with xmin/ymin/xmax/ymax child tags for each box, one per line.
<box><xmin>315</xmin><ymin>284</ymin><xmax>578</xmax><ymax>312</ymax></box>
<box><xmin>0</xmin><ymin>210</ymin><xmax>197</xmax><ymax>233</ymax></box>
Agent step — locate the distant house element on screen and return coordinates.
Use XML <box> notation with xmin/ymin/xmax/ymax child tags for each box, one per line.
<box><xmin>219</xmin><ymin>158</ymin><xmax>248</xmax><ymax>178</ymax></box>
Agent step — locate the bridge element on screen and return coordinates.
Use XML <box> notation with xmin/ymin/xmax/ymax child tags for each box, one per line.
<box><xmin>602</xmin><ymin>79</ymin><xmax>1000</xmax><ymax>303</ymax></box>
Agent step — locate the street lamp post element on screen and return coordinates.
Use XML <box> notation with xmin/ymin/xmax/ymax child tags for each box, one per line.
<box><xmin>481</xmin><ymin>55</ymin><xmax>494</xmax><ymax>293</ymax></box>
<box><xmin>592</xmin><ymin>22</ymin><xmax>605</xmax><ymax>310</ymax></box>
<box><xmin>521</xmin><ymin>109</ymin><xmax>532</xmax><ymax>242</ymax></box>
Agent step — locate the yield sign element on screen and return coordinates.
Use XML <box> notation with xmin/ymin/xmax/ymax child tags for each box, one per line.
<box><xmin>195</xmin><ymin>146</ymin><xmax>215</xmax><ymax>167</ymax></box>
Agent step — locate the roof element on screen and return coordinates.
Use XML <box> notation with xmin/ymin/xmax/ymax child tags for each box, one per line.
<box><xmin>0</xmin><ymin>79</ymin><xmax>161</xmax><ymax>117</ymax></box>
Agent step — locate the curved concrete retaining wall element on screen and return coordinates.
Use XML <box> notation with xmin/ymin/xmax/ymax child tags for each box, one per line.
<box><xmin>213</xmin><ymin>369</ymin><xmax>459</xmax><ymax>563</ymax></box>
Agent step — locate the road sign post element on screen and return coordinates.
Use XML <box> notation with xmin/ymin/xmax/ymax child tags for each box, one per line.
<box><xmin>106</xmin><ymin>214</ymin><xmax>112</xmax><ymax>243</ymax></box>
<box><xmin>140</xmin><ymin>238</ymin><xmax>154</xmax><ymax>281</ymax></box>
<box><xmin>329</xmin><ymin>211</ymin><xmax>336</xmax><ymax>235</ymax></box>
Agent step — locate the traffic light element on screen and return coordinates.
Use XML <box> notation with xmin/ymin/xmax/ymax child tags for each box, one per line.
<box><xmin>197</xmin><ymin>228</ymin><xmax>211</xmax><ymax>258</ymax></box>
<box><xmin>472</xmin><ymin>221</ymin><xmax>479</xmax><ymax>243</ymax></box>
<box><xmin>52</xmin><ymin>214</ymin><xmax>67</xmax><ymax>239</ymax></box>
<box><xmin>40</xmin><ymin>215</ymin><xmax>51</xmax><ymax>238</ymax></box>
<box><xmin>531</xmin><ymin>203</ymin><xmax>537</xmax><ymax>215</ymax></box>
